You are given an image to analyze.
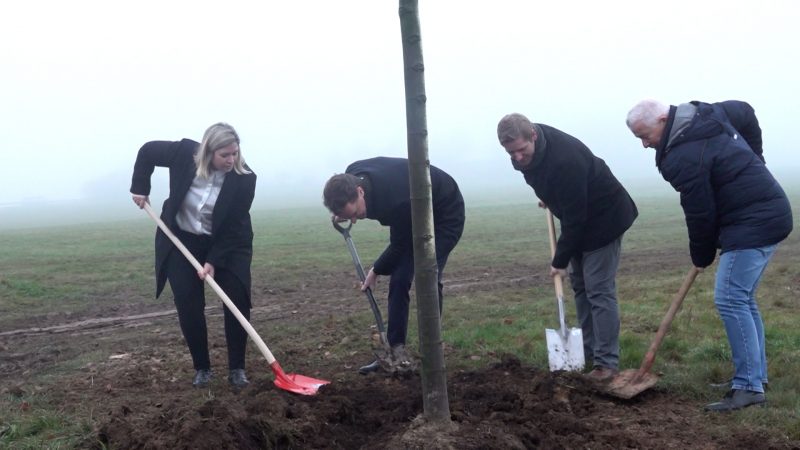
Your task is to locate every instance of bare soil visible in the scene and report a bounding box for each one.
[2,260,798,449]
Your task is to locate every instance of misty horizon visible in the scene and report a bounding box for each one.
[4,1,798,226]
[3,167,798,231]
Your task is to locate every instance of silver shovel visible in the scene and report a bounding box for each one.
[545,209,585,372]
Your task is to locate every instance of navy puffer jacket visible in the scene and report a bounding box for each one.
[658,101,793,267]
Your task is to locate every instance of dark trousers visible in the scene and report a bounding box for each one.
[166,230,251,371]
[568,236,622,370]
[386,227,462,347]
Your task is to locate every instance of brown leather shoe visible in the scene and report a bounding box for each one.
[587,367,618,382]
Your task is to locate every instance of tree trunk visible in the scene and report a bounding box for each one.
[398,0,451,422]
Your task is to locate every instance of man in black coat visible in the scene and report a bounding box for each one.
[626,99,793,412]
[497,113,638,381]
[323,157,465,374]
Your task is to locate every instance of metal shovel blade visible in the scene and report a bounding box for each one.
[545,285,584,372]
[271,361,330,396]
[605,369,659,399]
[544,210,584,372]
[604,267,700,399]
[375,345,418,374]
[545,326,585,372]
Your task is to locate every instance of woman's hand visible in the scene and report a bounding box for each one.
[198,263,215,280]
[132,194,149,209]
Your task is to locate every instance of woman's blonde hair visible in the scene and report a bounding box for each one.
[194,122,251,178]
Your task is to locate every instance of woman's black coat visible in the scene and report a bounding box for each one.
[130,138,257,298]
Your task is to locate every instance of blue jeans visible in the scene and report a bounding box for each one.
[714,244,777,394]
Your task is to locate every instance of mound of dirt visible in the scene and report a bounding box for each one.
[91,355,794,449]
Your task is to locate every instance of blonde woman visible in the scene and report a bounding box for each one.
[131,123,257,389]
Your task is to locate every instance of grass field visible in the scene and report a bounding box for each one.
[1,191,798,447]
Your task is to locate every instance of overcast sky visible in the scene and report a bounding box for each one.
[2,0,798,215]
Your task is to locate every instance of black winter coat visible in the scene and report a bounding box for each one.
[346,157,465,275]
[658,101,792,267]
[130,139,257,298]
[520,125,638,269]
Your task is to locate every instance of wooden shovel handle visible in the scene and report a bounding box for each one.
[142,202,277,365]
[637,267,701,376]
[546,209,571,338]
[545,209,565,298]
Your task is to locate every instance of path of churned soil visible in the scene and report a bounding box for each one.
[2,264,797,449]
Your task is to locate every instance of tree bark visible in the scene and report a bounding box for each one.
[398,0,451,422]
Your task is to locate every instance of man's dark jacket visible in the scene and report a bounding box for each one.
[130,139,257,298]
[656,100,792,267]
[346,157,465,275]
[519,124,638,269]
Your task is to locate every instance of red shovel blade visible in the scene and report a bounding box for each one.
[270,361,329,396]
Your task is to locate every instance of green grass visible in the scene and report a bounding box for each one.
[0,393,95,449]
[1,190,799,444]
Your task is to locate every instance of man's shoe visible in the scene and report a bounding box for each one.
[704,389,766,412]
[586,366,618,383]
[228,369,249,388]
[192,369,213,388]
[358,359,381,375]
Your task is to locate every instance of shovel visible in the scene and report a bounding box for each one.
[331,220,416,373]
[544,209,585,372]
[142,203,329,395]
[331,219,392,355]
[606,267,700,399]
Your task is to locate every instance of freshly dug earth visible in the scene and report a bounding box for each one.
[81,355,791,450]
[3,265,798,449]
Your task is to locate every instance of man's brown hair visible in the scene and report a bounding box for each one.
[323,173,361,215]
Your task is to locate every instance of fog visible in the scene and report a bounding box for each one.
[2,0,798,229]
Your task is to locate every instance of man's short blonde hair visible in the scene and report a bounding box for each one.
[497,113,535,145]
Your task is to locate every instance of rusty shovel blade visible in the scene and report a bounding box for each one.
[605,369,659,399]
[604,267,701,399]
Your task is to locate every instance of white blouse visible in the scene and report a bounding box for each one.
[176,170,227,235]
